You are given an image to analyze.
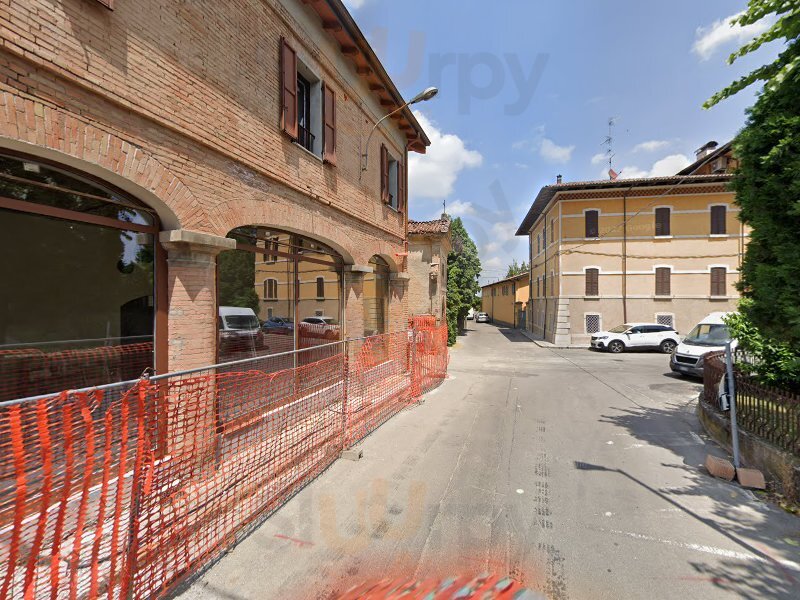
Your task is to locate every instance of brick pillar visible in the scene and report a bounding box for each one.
[159,230,236,372]
[390,273,411,332]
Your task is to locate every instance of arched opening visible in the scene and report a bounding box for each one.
[217,226,343,364]
[363,256,390,337]
[0,151,165,400]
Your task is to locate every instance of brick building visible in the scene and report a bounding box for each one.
[407,216,451,323]
[0,0,430,398]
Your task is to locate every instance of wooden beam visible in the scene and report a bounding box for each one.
[356,66,372,75]
[322,20,343,32]
[380,99,395,107]
[369,83,385,92]
[341,45,358,55]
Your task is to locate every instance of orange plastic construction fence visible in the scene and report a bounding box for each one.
[0,322,447,599]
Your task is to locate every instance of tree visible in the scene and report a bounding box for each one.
[705,1,800,108]
[505,259,529,278]
[446,217,481,345]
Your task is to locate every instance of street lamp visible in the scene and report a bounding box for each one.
[361,86,439,174]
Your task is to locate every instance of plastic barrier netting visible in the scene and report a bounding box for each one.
[0,322,448,599]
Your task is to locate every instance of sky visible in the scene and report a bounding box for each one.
[343,0,779,285]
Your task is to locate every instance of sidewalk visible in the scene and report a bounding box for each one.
[518,328,584,349]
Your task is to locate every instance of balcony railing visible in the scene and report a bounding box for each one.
[297,125,315,153]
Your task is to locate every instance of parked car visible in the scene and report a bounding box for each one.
[475,312,491,323]
[299,316,341,340]
[219,306,265,354]
[670,312,734,377]
[262,316,293,335]
[590,323,679,354]
[467,308,476,320]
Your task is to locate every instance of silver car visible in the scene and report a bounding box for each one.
[475,312,491,323]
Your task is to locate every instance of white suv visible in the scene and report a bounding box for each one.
[590,323,680,354]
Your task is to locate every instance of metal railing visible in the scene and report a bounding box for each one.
[703,351,800,455]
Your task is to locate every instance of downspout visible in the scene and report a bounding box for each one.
[622,187,631,323]
[543,221,548,339]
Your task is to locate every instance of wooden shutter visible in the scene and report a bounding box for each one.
[280,38,298,139]
[322,83,336,164]
[316,276,325,298]
[655,267,671,296]
[711,205,726,234]
[585,268,599,296]
[585,210,598,238]
[655,207,671,236]
[397,161,405,211]
[711,267,726,296]
[380,144,389,204]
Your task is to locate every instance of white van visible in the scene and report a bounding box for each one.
[670,312,734,377]
[218,306,264,353]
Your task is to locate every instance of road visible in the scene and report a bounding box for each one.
[181,323,800,599]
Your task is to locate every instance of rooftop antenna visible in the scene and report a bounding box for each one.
[603,117,618,179]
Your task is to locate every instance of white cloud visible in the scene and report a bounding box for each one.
[483,242,501,254]
[343,0,367,9]
[604,153,692,180]
[490,221,518,244]
[633,140,670,153]
[408,110,483,200]
[483,256,503,270]
[591,152,607,166]
[539,137,575,164]
[514,162,530,170]
[446,200,476,217]
[692,11,772,61]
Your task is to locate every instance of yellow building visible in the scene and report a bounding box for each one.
[481,273,530,328]
[516,141,744,346]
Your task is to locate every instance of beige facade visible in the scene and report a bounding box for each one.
[481,273,529,328]
[408,217,452,323]
[517,143,744,346]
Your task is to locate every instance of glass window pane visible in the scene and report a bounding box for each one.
[0,209,155,400]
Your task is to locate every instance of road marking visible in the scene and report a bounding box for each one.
[516,489,524,494]
[598,528,800,572]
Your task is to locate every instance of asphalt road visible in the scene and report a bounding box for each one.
[181,323,800,599]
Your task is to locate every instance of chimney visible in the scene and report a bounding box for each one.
[695,140,719,161]
[556,174,563,184]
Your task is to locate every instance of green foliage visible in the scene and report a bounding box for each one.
[445,217,481,345]
[505,259,529,278]
[731,73,800,353]
[724,307,800,392]
[705,0,800,107]
[218,249,261,315]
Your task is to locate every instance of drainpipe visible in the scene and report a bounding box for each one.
[622,187,632,323]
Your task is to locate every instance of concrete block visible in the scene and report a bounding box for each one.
[341,447,363,461]
[706,454,735,481]
[737,467,766,490]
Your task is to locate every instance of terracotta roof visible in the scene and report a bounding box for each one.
[481,272,529,289]
[515,173,733,236]
[676,141,733,175]
[408,217,451,235]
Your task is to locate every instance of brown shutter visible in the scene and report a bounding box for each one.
[322,83,336,164]
[711,267,726,296]
[585,210,599,238]
[585,268,599,296]
[655,207,671,236]
[655,267,671,296]
[711,205,726,234]
[280,38,298,139]
[397,161,405,211]
[380,144,389,203]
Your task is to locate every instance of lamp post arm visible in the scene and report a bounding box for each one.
[361,102,411,173]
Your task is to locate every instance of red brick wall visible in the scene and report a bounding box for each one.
[0,0,415,368]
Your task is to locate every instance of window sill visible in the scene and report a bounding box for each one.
[585,295,600,300]
[654,235,673,240]
[292,141,323,162]
[709,234,729,238]
[709,295,729,301]
[316,297,325,301]
[654,295,673,300]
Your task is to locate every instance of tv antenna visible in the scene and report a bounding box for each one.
[602,117,618,177]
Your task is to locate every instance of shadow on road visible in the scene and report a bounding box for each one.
[590,399,800,598]
[497,327,534,343]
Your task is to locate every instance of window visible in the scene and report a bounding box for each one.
[536,277,540,297]
[502,285,508,296]
[585,314,601,334]
[280,38,336,161]
[316,276,325,299]
[550,218,555,243]
[264,278,278,300]
[655,207,671,236]
[536,234,540,254]
[0,153,159,400]
[655,267,671,296]
[585,268,599,296]
[543,272,547,296]
[656,314,674,329]
[296,74,313,152]
[710,267,727,296]
[380,145,404,211]
[263,237,279,264]
[492,287,496,296]
[585,210,599,238]
[550,271,554,295]
[710,205,727,235]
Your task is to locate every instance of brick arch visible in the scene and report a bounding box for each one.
[0,92,199,230]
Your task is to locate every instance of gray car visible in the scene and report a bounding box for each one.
[475,312,491,323]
